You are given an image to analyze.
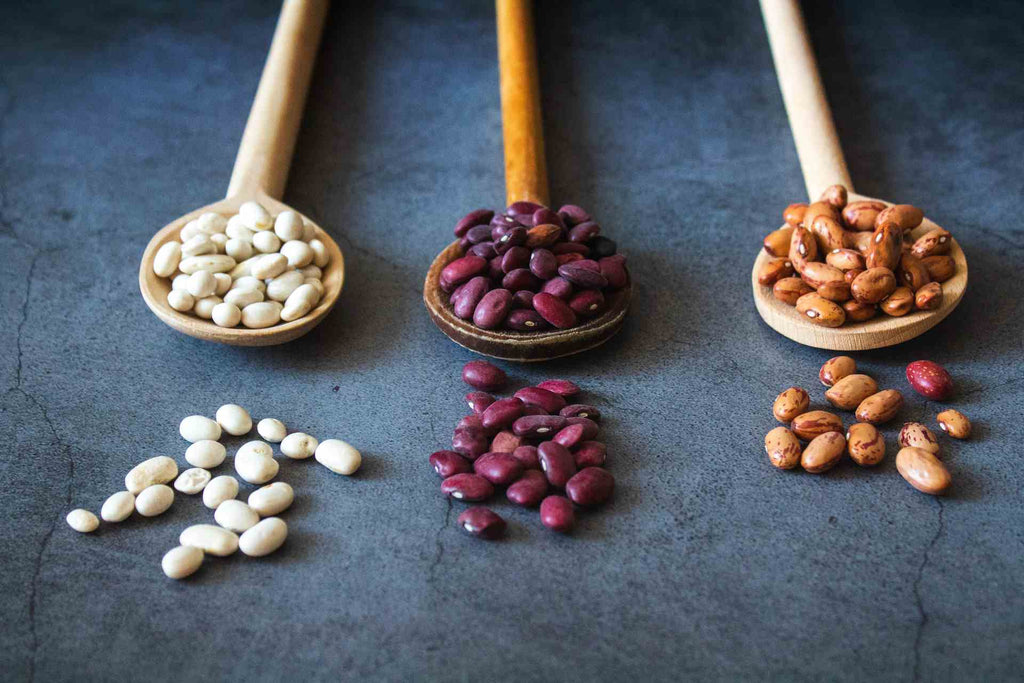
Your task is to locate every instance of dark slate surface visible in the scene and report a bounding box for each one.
[1,1,1022,680]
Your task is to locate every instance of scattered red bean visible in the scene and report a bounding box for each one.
[462,361,507,391]
[489,430,522,453]
[512,415,566,438]
[565,416,600,440]
[441,473,494,502]
[553,423,585,449]
[535,379,580,397]
[473,452,525,486]
[565,467,614,506]
[540,495,575,532]
[906,360,954,401]
[511,445,541,470]
[457,507,506,539]
[514,387,566,414]
[480,397,525,432]
[451,427,489,460]
[538,441,577,487]
[507,470,549,507]
[465,391,494,414]
[533,292,577,329]
[430,450,472,478]
[561,404,601,421]
[573,441,606,468]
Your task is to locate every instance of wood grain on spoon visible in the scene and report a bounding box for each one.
[139,0,344,346]
[423,0,631,362]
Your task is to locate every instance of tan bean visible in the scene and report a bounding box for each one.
[846,423,885,466]
[773,277,814,306]
[818,356,856,386]
[876,204,924,231]
[866,221,903,270]
[795,293,846,327]
[817,280,851,303]
[896,447,951,495]
[845,230,874,254]
[898,253,931,291]
[757,257,795,286]
[818,184,848,210]
[915,282,943,310]
[800,262,845,289]
[936,409,971,439]
[801,201,839,232]
[880,286,914,316]
[810,215,847,253]
[851,267,897,304]
[844,267,864,284]
[898,422,940,456]
[764,427,802,470]
[842,200,887,231]
[791,410,844,441]
[921,255,955,282]
[825,374,879,410]
[783,203,808,227]
[826,248,865,271]
[801,431,846,473]
[788,226,818,273]
[911,228,952,259]
[773,387,810,423]
[763,227,794,257]
[855,389,904,424]
[843,299,877,322]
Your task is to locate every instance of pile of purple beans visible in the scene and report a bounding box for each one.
[430,360,616,540]
[441,202,629,331]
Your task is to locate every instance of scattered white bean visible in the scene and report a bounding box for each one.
[180,415,222,442]
[181,234,215,258]
[186,271,217,298]
[239,201,272,230]
[241,301,282,328]
[280,240,314,268]
[135,484,175,517]
[281,283,320,322]
[226,238,253,261]
[266,270,305,302]
[66,509,99,533]
[100,491,135,522]
[248,482,294,516]
[213,272,232,296]
[174,467,212,494]
[280,432,318,459]
[154,241,182,277]
[274,211,305,241]
[180,524,239,556]
[203,475,239,509]
[212,302,241,327]
[179,254,236,274]
[309,238,330,268]
[214,499,260,533]
[216,404,252,436]
[224,287,264,309]
[315,439,362,475]
[193,296,222,319]
[251,253,288,279]
[253,230,282,254]
[186,440,226,468]
[256,419,287,443]
[235,441,279,484]
[162,545,204,579]
[126,456,179,494]
[239,518,288,557]
[196,212,227,235]
[167,290,195,312]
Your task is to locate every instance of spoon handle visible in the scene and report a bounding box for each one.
[760,0,853,199]
[227,0,329,200]
[496,0,550,208]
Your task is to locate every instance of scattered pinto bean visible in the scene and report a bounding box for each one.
[773,387,810,422]
[898,422,940,455]
[795,293,846,327]
[846,423,885,466]
[825,374,878,410]
[800,431,846,473]
[936,409,971,439]
[764,426,801,469]
[540,495,575,532]
[458,507,506,539]
[896,447,951,495]
[773,277,813,305]
[758,257,794,286]
[791,410,844,440]
[855,389,904,424]
[819,356,856,386]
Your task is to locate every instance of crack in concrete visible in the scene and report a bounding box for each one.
[911,498,944,683]
[426,497,453,589]
[0,76,20,242]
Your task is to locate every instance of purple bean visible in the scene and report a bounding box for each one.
[573,441,606,468]
[500,246,530,273]
[511,445,541,470]
[569,289,606,317]
[487,256,503,282]
[565,467,615,506]
[536,379,580,397]
[599,255,628,289]
[514,387,567,414]
[473,288,514,329]
[540,277,573,300]
[565,416,600,439]
[512,415,566,438]
[540,495,575,532]
[533,292,578,329]
[458,237,472,251]
[430,450,472,478]
[494,226,527,255]
[511,290,534,309]
[457,507,506,539]
[552,242,590,256]
[575,259,601,272]
[557,262,608,289]
[462,360,507,391]
[569,221,600,243]
[553,423,585,449]
[452,427,489,460]
[468,241,497,260]
[473,452,525,486]
[560,404,601,421]
[506,309,548,331]
[507,470,548,506]
[454,209,495,238]
[529,248,558,279]
[440,255,487,291]
[441,473,494,501]
[502,268,540,292]
[490,213,519,228]
[532,208,565,229]
[490,430,522,453]
[465,391,495,414]
[481,397,525,431]
[466,224,492,244]
[491,224,514,242]
[520,403,549,416]
[557,204,591,226]
[590,236,617,257]
[507,201,543,217]
[538,441,576,487]
[452,276,489,319]
[457,414,483,432]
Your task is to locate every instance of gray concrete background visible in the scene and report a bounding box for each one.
[1,1,1022,680]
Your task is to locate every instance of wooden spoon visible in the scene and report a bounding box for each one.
[139,0,344,346]
[752,0,967,351]
[422,0,631,362]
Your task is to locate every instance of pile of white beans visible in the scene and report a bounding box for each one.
[151,202,330,328]
[65,403,362,580]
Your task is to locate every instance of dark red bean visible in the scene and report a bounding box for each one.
[507,470,548,506]
[529,248,558,279]
[508,201,543,217]
[481,397,525,431]
[569,289,606,317]
[457,414,482,431]
[590,236,617,257]
[553,423,585,449]
[561,404,601,421]
[558,262,608,289]
[473,452,525,486]
[556,252,584,266]
[457,507,506,539]
[466,224,492,244]
[520,403,549,416]
[494,226,527,255]
[514,387,567,414]
[440,255,487,291]
[540,277,573,300]
[532,208,564,229]
[506,309,548,331]
[502,268,540,292]
[452,276,490,319]
[552,242,590,256]
[468,241,497,260]
[441,473,494,501]
[536,379,580,397]
[487,256,503,281]
[565,467,614,506]
[430,450,472,478]
[599,255,628,289]
[569,221,600,243]
[511,445,541,470]
[465,391,494,414]
[565,416,600,439]
[557,204,591,226]
[575,259,601,272]
[500,246,530,273]
[533,292,577,329]
[452,427,489,460]
[449,281,465,304]
[540,495,575,532]
[573,441,606,468]
[490,430,522,453]
[455,209,494,238]
[511,290,534,309]
[491,223,514,242]
[512,415,567,438]
[491,213,519,228]
[473,288,514,329]
[538,441,576,487]
[462,360,507,391]
[458,236,472,251]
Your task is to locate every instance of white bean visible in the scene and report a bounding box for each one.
[213,272,232,296]
[212,302,241,327]
[230,275,266,293]
[215,404,252,436]
[226,215,255,242]
[214,499,259,533]
[274,211,305,241]
[304,278,325,300]
[239,518,287,557]
[235,442,278,484]
[194,296,222,319]
[315,439,361,475]
[174,467,212,494]
[280,240,313,268]
[224,287,264,309]
[280,432,318,459]
[281,283,319,322]
[309,238,330,268]
[266,270,305,302]
[186,271,217,298]
[203,475,239,509]
[209,233,228,254]
[179,415,222,442]
[252,230,281,254]
[179,255,236,275]
[126,456,179,494]
[154,241,182,277]
[247,482,294,516]
[226,238,253,261]
[181,234,216,257]
[100,491,135,522]
[179,219,202,242]
[171,273,191,291]
[180,524,239,556]
[162,545,204,579]
[230,256,259,279]
[256,419,287,443]
[167,290,195,312]
[197,212,227,235]
[239,201,272,230]
[186,440,226,468]
[136,484,174,517]
[302,221,316,242]
[299,265,322,280]
[250,253,288,279]
[241,301,282,328]
[66,509,99,533]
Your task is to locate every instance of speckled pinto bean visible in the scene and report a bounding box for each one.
[826,248,865,272]
[819,356,856,386]
[538,441,576,487]
[473,452,525,485]
[846,423,885,466]
[511,445,541,470]
[513,415,566,438]
[773,387,810,422]
[507,470,548,506]
[462,361,506,391]
[773,277,814,305]
[763,227,794,257]
[540,495,575,532]
[481,397,525,431]
[842,200,887,231]
[452,427,489,460]
[789,226,818,272]
[757,257,795,286]
[536,379,579,397]
[851,268,897,304]
[514,387,566,414]
[764,427,801,470]
[441,473,494,502]
[800,431,846,473]
[810,215,846,252]
[565,467,614,506]
[466,391,495,414]
[553,423,586,449]
[825,374,878,410]
[458,507,506,539]
[921,255,955,282]
[936,409,971,439]
[791,410,844,440]
[866,222,903,270]
[899,422,940,455]
[490,430,522,453]
[452,276,490,319]
[896,447,951,495]
[430,450,472,478]
[783,203,808,226]
[898,253,931,291]
[796,293,846,327]
[855,389,904,425]
[915,282,943,310]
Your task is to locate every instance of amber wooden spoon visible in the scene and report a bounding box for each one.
[139,0,344,346]
[422,0,631,362]
[752,0,967,350]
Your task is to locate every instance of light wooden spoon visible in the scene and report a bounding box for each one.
[423,0,631,362]
[752,0,967,351]
[139,0,343,346]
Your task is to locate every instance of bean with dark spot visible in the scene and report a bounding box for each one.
[529,248,558,279]
[465,391,494,414]
[462,360,507,390]
[589,236,616,257]
[565,467,614,506]
[473,452,525,486]
[472,288,514,329]
[540,495,575,532]
[533,292,577,328]
[481,397,525,431]
[506,309,548,331]
[457,507,505,539]
[558,262,608,289]
[513,415,567,438]
[441,473,494,501]
[538,441,576,487]
[514,387,567,414]
[507,470,548,506]
[430,450,472,478]
[573,441,606,468]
